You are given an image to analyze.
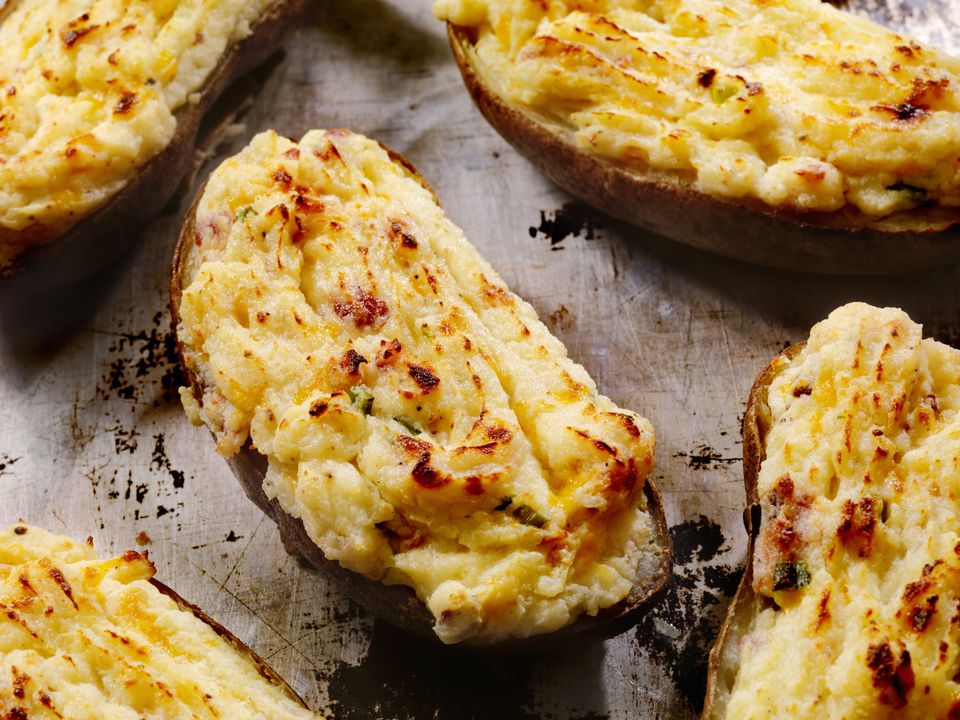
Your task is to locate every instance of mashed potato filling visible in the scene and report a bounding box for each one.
[435,0,960,218]
[0,525,314,719]
[727,303,960,718]
[176,129,657,644]
[0,0,274,268]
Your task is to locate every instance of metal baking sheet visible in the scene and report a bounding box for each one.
[1,1,958,717]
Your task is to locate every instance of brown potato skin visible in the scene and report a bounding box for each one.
[149,578,309,709]
[169,148,673,651]
[700,344,804,719]
[1,0,313,286]
[447,26,960,275]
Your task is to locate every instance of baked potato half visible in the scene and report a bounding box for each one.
[170,128,672,649]
[703,303,960,718]
[0,524,316,718]
[438,1,960,273]
[0,0,312,282]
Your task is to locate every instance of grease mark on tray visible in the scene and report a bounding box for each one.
[529,203,603,251]
[674,444,740,470]
[636,515,741,712]
[547,304,575,332]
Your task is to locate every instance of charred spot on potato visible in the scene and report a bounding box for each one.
[837,496,878,557]
[408,363,439,393]
[411,452,449,489]
[112,92,137,115]
[697,68,717,88]
[47,567,78,609]
[907,595,938,632]
[60,15,99,48]
[389,220,418,249]
[867,641,915,709]
[340,349,368,375]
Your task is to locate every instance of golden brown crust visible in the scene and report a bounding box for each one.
[701,343,805,719]
[447,26,960,275]
[1,0,312,286]
[169,142,673,651]
[148,579,309,709]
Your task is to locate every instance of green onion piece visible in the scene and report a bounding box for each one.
[236,206,255,221]
[513,504,547,528]
[710,81,739,104]
[347,386,374,415]
[393,415,421,436]
[773,560,811,591]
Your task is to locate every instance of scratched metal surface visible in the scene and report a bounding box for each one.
[1,1,958,718]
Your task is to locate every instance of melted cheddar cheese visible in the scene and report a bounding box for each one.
[176,129,658,644]
[0,524,314,719]
[435,0,960,218]
[726,303,960,718]
[0,0,275,269]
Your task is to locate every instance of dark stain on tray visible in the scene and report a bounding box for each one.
[97,311,185,406]
[673,444,740,470]
[108,423,140,454]
[326,620,607,719]
[529,203,604,250]
[636,515,741,713]
[151,433,186,490]
[0,454,21,476]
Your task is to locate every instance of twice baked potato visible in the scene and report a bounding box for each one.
[436,0,960,273]
[704,303,960,718]
[0,0,311,279]
[0,524,316,718]
[171,128,672,648]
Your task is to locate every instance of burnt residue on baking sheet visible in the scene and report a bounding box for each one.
[635,515,742,713]
[97,311,185,407]
[151,433,186,490]
[529,203,604,251]
[0,454,21,477]
[326,620,607,720]
[83,431,190,527]
[674,444,740,470]
[546,304,576,332]
[108,422,140,454]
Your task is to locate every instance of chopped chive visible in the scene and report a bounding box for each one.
[513,504,547,528]
[710,81,739,104]
[773,560,811,591]
[393,415,421,436]
[347,386,374,415]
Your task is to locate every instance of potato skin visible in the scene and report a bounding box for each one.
[1,0,312,287]
[169,151,673,653]
[447,27,960,275]
[700,344,804,719]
